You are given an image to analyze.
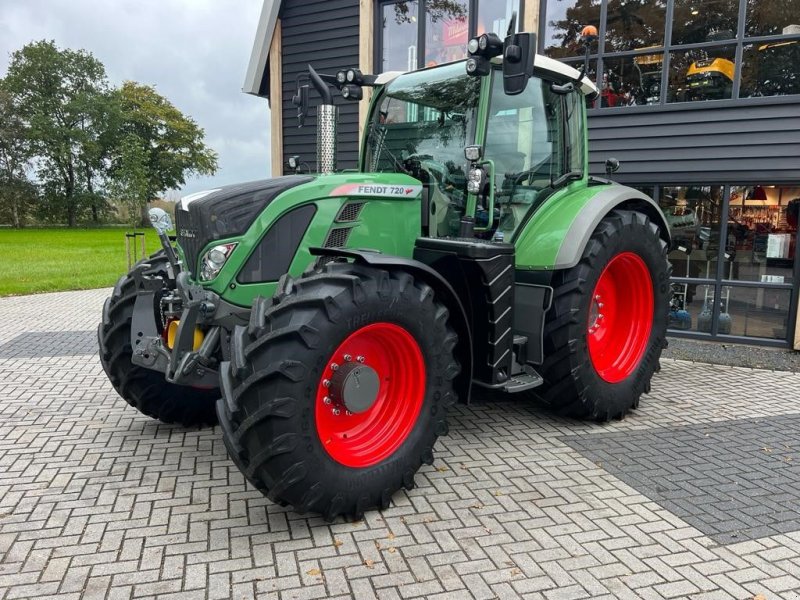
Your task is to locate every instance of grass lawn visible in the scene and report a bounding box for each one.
[0,227,157,296]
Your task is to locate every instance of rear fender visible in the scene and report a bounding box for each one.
[310,247,473,404]
[515,185,670,271]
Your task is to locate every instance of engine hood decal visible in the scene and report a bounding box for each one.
[330,183,423,198]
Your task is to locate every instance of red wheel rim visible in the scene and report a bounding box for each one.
[315,322,426,468]
[587,252,654,384]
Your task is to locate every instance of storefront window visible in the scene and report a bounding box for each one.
[601,53,664,106]
[727,186,798,283]
[660,185,725,285]
[381,1,419,72]
[745,0,800,37]
[424,0,469,67]
[740,41,800,97]
[605,0,666,52]
[542,0,602,59]
[477,0,520,37]
[671,0,739,46]
[722,286,792,339]
[668,45,736,102]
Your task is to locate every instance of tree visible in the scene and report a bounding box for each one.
[107,134,150,227]
[2,40,112,226]
[113,81,217,225]
[0,88,35,228]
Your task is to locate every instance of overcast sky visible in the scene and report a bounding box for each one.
[0,0,271,197]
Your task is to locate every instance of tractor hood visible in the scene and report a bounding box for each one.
[175,175,315,274]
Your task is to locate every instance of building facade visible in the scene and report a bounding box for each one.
[246,0,800,349]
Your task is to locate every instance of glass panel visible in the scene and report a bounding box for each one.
[600,53,665,106]
[671,0,739,46]
[424,0,469,67]
[477,0,520,37]
[722,286,792,339]
[726,186,798,283]
[668,45,736,102]
[740,41,800,98]
[605,0,667,52]
[542,0,602,59]
[669,282,715,332]
[745,0,800,37]
[484,75,568,238]
[660,185,725,282]
[382,1,419,72]
[364,63,480,236]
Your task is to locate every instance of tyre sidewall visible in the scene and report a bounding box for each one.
[578,216,669,411]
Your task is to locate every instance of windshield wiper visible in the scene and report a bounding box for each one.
[551,170,583,189]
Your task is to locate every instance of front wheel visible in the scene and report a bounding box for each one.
[98,253,219,427]
[536,210,670,420]
[217,263,460,520]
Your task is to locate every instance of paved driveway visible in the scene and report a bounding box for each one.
[1,289,799,600]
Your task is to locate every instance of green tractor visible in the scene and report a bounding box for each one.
[98,25,670,520]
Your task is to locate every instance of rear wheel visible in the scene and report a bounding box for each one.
[217,263,459,520]
[536,210,670,420]
[98,253,219,426]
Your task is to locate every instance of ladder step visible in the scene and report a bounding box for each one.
[502,371,544,393]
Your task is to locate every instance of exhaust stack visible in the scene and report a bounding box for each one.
[308,65,337,174]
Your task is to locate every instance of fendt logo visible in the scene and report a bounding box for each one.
[179,229,197,238]
[329,183,423,198]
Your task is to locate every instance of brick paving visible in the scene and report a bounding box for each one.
[1,288,800,600]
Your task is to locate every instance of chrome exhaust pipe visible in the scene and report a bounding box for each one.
[316,104,337,174]
[308,65,337,174]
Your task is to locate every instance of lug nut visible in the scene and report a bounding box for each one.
[333,408,341,416]
[345,410,352,416]
[598,303,604,309]
[330,363,339,371]
[323,379,330,388]
[595,295,602,301]
[323,396,331,405]
[356,356,365,363]
[344,354,352,362]
[597,314,604,320]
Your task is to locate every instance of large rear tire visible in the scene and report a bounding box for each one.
[536,210,670,421]
[98,253,219,427]
[217,263,460,520]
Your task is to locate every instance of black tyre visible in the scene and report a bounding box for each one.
[536,210,670,421]
[217,262,459,520]
[98,252,219,426]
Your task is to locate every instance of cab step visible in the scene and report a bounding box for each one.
[502,370,544,393]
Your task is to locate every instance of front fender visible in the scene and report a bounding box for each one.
[310,247,473,404]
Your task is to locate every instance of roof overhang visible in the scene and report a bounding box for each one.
[243,0,281,98]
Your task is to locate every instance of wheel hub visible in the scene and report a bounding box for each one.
[329,361,380,414]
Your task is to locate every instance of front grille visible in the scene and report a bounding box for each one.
[324,227,352,248]
[175,210,202,274]
[336,202,364,222]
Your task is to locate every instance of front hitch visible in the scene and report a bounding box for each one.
[129,266,220,388]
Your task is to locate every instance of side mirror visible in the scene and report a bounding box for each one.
[292,84,309,128]
[502,32,536,95]
[148,208,173,235]
[605,157,620,175]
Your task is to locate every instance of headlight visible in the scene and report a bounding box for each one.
[467,38,480,55]
[199,243,237,281]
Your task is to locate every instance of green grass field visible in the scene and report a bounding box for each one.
[0,227,157,296]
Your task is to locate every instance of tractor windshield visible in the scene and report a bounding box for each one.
[364,63,480,231]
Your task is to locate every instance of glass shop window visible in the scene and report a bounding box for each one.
[381,1,420,72]
[668,45,736,103]
[477,0,520,37]
[745,0,800,37]
[659,185,726,283]
[600,53,665,106]
[726,186,798,284]
[671,0,739,46]
[424,0,469,67]
[604,0,666,53]
[542,0,602,59]
[740,41,800,98]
